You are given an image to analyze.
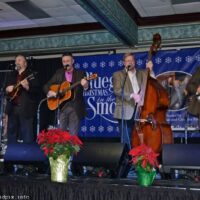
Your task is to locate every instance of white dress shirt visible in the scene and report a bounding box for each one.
[128,70,140,94]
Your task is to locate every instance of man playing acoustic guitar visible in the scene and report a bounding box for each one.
[5,54,39,144]
[43,52,89,135]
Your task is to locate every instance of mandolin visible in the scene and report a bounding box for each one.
[7,72,37,102]
[47,73,98,110]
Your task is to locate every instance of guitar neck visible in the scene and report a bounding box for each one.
[13,73,34,89]
[61,74,97,94]
[68,81,81,90]
[62,80,81,93]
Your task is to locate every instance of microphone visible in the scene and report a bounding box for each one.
[127,65,131,71]
[63,64,70,70]
[15,65,21,71]
[195,93,200,101]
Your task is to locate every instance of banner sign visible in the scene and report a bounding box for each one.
[75,48,200,138]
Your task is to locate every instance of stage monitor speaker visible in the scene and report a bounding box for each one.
[72,142,129,178]
[162,144,200,173]
[4,143,46,163]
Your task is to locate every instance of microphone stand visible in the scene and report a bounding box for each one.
[121,67,131,150]
[36,98,47,135]
[0,70,13,73]
[0,88,5,144]
[55,82,63,128]
[184,110,188,144]
[56,100,61,128]
[0,67,14,147]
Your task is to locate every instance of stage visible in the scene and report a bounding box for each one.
[0,174,200,200]
[1,141,200,199]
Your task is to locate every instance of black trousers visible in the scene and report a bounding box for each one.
[60,105,80,135]
[7,106,34,143]
[118,114,135,150]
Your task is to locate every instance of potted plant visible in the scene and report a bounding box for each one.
[37,128,82,183]
[129,144,159,186]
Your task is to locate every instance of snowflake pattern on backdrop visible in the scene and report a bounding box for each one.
[165,57,172,64]
[175,56,182,63]
[185,56,193,63]
[89,126,96,133]
[98,126,104,133]
[81,126,87,132]
[118,60,123,67]
[109,61,115,67]
[155,57,162,64]
[82,62,89,69]
[137,59,143,66]
[195,55,200,62]
[100,61,106,68]
[74,63,80,69]
[76,49,200,138]
[91,62,97,68]
[107,126,114,132]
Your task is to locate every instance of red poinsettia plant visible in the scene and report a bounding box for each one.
[37,128,83,160]
[129,144,159,172]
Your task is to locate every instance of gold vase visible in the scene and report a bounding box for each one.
[49,155,69,183]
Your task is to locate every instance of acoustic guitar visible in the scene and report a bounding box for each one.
[47,73,98,110]
[7,72,37,102]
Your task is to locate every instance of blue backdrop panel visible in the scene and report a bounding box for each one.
[73,48,200,138]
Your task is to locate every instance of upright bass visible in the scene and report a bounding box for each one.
[131,33,173,153]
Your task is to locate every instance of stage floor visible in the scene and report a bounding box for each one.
[0,173,200,200]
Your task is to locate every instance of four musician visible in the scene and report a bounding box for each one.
[5,54,39,144]
[186,66,200,124]
[43,53,88,135]
[112,53,154,148]
[2,52,199,148]
[161,72,189,110]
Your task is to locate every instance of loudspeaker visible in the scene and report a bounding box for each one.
[162,144,200,173]
[72,142,129,178]
[4,143,46,162]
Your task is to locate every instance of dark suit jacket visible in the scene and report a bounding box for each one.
[43,68,86,119]
[186,66,200,117]
[5,68,39,119]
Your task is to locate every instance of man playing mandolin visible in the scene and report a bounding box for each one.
[5,54,39,143]
[43,52,89,135]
